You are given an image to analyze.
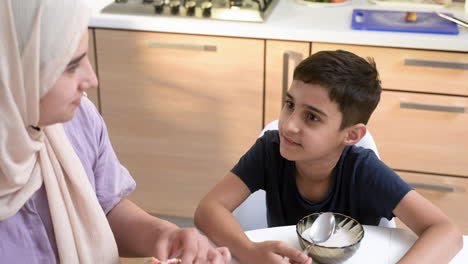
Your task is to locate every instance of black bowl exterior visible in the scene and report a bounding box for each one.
[296,213,364,264]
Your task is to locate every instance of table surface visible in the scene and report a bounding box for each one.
[230,225,468,264]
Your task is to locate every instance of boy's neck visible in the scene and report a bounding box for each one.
[294,147,344,202]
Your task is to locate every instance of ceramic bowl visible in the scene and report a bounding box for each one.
[296,212,364,264]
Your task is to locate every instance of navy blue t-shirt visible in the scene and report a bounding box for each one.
[231,130,412,227]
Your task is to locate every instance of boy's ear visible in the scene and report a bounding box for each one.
[343,123,367,146]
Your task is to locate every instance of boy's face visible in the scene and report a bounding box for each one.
[278,80,348,162]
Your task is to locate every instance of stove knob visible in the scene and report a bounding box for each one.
[154,0,165,13]
[201,1,212,17]
[185,0,197,16]
[230,0,243,7]
[169,0,181,14]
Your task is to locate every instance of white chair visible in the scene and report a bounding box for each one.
[232,120,395,230]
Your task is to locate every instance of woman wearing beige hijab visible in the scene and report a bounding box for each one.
[0,0,230,263]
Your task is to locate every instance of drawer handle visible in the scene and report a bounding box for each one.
[282,51,304,107]
[404,59,468,70]
[407,181,455,192]
[147,41,217,52]
[400,102,466,113]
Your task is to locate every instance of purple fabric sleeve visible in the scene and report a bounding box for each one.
[0,96,136,263]
[63,96,136,214]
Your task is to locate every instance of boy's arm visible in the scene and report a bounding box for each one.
[194,172,311,264]
[393,190,463,264]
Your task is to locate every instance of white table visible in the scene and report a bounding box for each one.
[231,225,467,264]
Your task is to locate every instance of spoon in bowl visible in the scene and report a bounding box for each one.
[284,213,336,263]
[303,212,336,255]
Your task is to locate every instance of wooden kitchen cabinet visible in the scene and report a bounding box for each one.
[264,40,310,126]
[95,29,264,217]
[311,43,468,96]
[86,29,100,110]
[369,91,468,176]
[396,171,468,234]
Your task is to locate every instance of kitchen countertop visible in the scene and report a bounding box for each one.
[90,0,468,52]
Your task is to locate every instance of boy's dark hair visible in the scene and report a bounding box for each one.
[293,50,382,129]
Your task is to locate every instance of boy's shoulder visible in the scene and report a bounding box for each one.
[339,145,398,183]
[261,129,280,142]
[341,145,387,170]
[254,130,286,164]
[346,144,376,156]
[258,130,282,154]
[345,144,378,159]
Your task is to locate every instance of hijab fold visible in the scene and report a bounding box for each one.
[0,0,120,263]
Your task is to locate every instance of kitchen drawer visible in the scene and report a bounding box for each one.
[311,43,468,96]
[396,171,468,234]
[367,91,468,176]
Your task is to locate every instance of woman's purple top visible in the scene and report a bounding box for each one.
[0,97,136,263]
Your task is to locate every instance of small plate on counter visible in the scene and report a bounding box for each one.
[367,0,450,9]
[292,0,352,7]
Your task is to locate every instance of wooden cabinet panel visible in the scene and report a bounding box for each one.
[368,91,468,176]
[396,171,468,234]
[96,29,264,217]
[86,29,100,109]
[311,43,468,96]
[264,40,309,126]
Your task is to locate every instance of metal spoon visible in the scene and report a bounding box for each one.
[303,212,336,255]
[435,11,468,29]
[284,213,336,263]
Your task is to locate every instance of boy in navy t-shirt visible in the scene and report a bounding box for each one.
[195,50,462,264]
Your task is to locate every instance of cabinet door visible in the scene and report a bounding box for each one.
[86,29,100,109]
[368,91,468,177]
[264,40,310,126]
[396,171,468,234]
[311,43,468,96]
[96,30,264,217]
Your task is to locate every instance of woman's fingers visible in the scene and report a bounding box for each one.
[207,248,223,264]
[152,227,231,264]
[176,228,199,264]
[207,247,231,264]
[153,235,171,261]
[193,234,208,264]
[216,247,231,263]
[272,241,310,264]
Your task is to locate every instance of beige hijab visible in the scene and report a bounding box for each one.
[0,0,119,263]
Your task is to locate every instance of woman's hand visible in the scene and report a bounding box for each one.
[152,227,231,264]
[240,241,312,264]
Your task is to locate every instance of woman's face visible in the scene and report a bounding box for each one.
[38,30,97,126]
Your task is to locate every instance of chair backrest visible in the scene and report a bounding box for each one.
[232,120,395,230]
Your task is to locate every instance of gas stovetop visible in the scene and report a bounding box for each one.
[102,0,278,23]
